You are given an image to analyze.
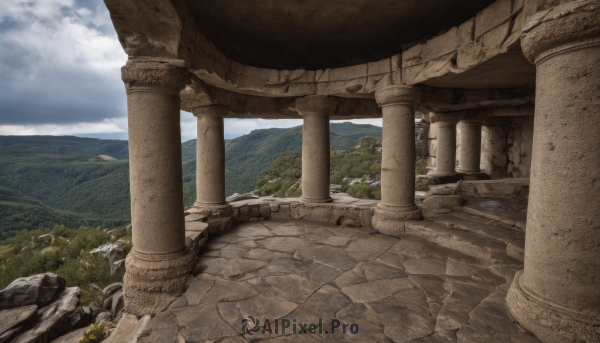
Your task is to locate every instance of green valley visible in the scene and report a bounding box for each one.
[0,122,382,238]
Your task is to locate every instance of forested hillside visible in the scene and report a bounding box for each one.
[0,123,381,238]
[221,122,382,195]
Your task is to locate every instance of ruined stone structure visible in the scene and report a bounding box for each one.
[103,0,600,342]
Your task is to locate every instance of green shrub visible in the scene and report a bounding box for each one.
[80,324,105,343]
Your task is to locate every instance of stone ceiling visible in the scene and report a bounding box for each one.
[179,0,496,70]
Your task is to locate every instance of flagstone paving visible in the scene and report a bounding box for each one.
[138,220,540,343]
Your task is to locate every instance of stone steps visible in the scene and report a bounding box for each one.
[405,211,525,263]
[455,198,527,231]
[431,212,524,261]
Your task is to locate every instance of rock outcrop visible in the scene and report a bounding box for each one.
[0,273,91,343]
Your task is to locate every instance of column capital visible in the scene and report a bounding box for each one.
[522,0,600,64]
[192,105,229,117]
[295,95,337,115]
[429,111,465,124]
[121,59,187,95]
[375,85,421,107]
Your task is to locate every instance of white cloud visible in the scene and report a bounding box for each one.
[0,117,127,135]
[0,0,127,126]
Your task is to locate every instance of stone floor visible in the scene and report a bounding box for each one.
[138,215,540,343]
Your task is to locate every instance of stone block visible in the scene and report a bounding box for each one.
[104,313,139,343]
[475,0,513,38]
[269,203,279,212]
[458,18,475,46]
[185,221,209,232]
[259,204,271,219]
[422,195,465,211]
[329,64,368,81]
[421,27,460,61]
[480,21,512,49]
[367,58,392,75]
[402,44,422,67]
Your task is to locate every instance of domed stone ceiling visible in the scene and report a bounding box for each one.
[182,0,496,70]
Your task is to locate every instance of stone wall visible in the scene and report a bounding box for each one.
[426,116,533,178]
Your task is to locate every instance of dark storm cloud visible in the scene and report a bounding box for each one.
[0,0,127,126]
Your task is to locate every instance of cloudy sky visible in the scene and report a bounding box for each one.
[0,0,381,141]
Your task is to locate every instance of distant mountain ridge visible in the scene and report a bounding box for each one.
[0,123,381,238]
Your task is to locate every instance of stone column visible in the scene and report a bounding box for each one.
[296,96,337,203]
[506,2,600,342]
[121,59,195,316]
[428,112,463,183]
[372,85,422,234]
[192,105,230,211]
[458,119,483,173]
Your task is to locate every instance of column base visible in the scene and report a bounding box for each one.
[123,248,196,316]
[458,170,491,180]
[300,196,333,204]
[372,204,422,236]
[426,171,461,184]
[507,270,600,343]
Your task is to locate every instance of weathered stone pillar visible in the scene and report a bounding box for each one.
[192,105,230,211]
[506,2,600,342]
[429,112,463,181]
[372,85,422,234]
[121,60,195,316]
[296,96,337,203]
[458,118,483,173]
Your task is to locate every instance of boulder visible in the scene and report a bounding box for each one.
[0,273,65,310]
[0,305,37,338]
[95,311,112,325]
[102,283,123,297]
[111,291,124,317]
[11,287,82,343]
[90,243,123,262]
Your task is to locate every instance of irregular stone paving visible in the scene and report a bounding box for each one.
[139,220,540,343]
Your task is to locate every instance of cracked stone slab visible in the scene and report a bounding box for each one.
[258,258,312,277]
[341,278,416,303]
[331,270,367,289]
[243,248,291,262]
[266,224,312,236]
[259,237,309,254]
[197,257,242,278]
[183,279,214,306]
[173,304,238,342]
[199,280,258,305]
[232,222,274,238]
[246,274,320,304]
[236,258,269,274]
[345,236,400,262]
[367,290,435,342]
[404,257,447,275]
[304,262,342,284]
[235,295,298,319]
[375,252,406,269]
[354,260,406,281]
[296,245,357,271]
